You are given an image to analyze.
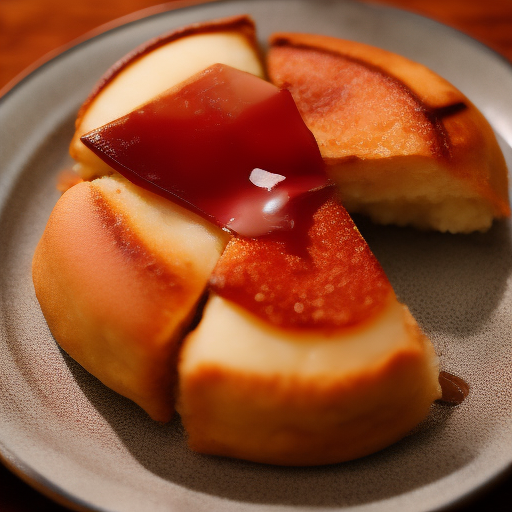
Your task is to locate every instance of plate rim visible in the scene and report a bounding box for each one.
[2,0,512,103]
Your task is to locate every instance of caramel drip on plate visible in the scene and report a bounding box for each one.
[437,371,470,405]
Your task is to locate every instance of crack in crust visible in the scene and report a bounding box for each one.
[269,39,469,160]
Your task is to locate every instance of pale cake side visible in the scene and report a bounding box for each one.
[70,15,265,180]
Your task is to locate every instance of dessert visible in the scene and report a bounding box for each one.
[32,175,229,422]
[70,15,264,180]
[74,59,440,463]
[267,33,510,233]
[178,196,440,465]
[34,14,506,466]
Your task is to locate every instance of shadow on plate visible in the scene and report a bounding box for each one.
[64,351,480,509]
[354,214,512,337]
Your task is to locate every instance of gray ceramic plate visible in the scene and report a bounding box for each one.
[1,0,512,511]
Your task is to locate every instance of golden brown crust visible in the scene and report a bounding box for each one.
[178,299,440,466]
[32,177,229,421]
[267,33,510,226]
[269,33,465,108]
[33,183,178,421]
[441,103,510,215]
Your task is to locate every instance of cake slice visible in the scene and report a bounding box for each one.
[33,175,230,422]
[177,196,441,466]
[267,33,510,233]
[70,15,264,180]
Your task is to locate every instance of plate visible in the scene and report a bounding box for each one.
[1,1,512,511]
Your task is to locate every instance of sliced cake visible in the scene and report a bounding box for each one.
[178,196,441,465]
[267,33,510,233]
[70,15,264,180]
[74,63,441,464]
[33,175,230,422]
[32,20,449,465]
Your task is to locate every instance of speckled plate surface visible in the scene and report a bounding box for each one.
[1,0,512,511]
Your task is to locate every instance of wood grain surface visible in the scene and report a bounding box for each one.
[1,0,511,510]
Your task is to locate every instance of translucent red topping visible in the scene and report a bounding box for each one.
[81,63,391,330]
[81,64,327,237]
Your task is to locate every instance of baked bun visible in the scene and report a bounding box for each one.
[33,175,229,421]
[267,33,510,233]
[70,15,264,180]
[178,199,440,465]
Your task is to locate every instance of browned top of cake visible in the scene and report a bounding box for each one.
[210,195,393,330]
[267,32,510,218]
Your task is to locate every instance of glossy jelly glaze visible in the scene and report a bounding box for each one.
[81,64,327,238]
[210,191,393,330]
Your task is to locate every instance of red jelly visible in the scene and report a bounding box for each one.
[81,64,327,237]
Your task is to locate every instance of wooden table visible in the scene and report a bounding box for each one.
[1,0,511,510]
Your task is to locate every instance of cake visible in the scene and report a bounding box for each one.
[70,15,264,180]
[32,175,229,422]
[267,33,510,233]
[178,196,440,465]
[33,15,508,466]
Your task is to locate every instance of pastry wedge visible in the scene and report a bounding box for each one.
[33,175,229,421]
[71,15,264,180]
[178,198,441,465]
[267,33,510,233]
